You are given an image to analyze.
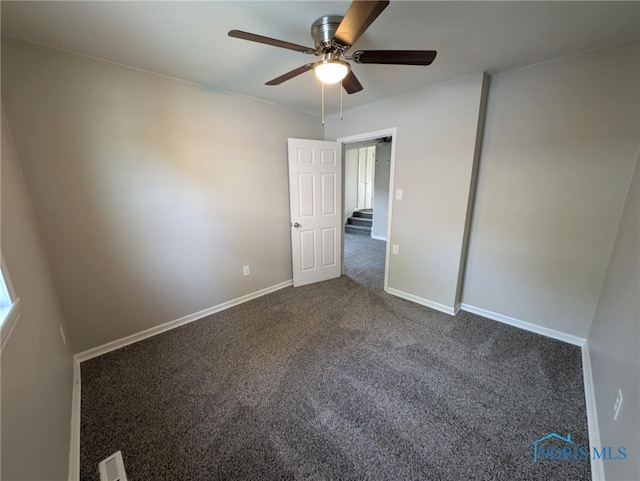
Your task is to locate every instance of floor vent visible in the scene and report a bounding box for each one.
[98,450,128,481]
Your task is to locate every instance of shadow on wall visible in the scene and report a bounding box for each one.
[1,36,321,351]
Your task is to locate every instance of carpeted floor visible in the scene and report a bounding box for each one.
[80,233,591,480]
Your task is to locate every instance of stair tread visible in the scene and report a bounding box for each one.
[348,217,372,226]
[345,225,371,236]
[353,210,373,219]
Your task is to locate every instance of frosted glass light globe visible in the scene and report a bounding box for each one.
[314,60,350,84]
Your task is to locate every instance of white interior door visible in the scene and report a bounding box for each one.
[288,138,342,287]
[357,148,367,210]
[365,145,375,209]
[357,145,375,210]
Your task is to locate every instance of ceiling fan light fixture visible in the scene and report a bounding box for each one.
[314,59,350,85]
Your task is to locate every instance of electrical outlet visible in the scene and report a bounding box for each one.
[614,389,623,420]
[392,244,399,255]
[243,265,250,276]
[59,326,67,345]
[396,189,403,200]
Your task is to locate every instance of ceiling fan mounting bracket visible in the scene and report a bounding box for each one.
[311,15,346,52]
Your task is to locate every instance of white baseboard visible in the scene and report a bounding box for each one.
[582,342,605,481]
[459,304,586,347]
[386,287,457,315]
[459,304,599,476]
[344,209,355,225]
[75,280,293,363]
[68,279,293,479]
[66,280,600,480]
[371,235,387,241]
[68,358,81,481]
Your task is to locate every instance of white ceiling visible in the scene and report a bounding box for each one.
[2,1,638,116]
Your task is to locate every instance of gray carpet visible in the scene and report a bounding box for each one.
[80,233,591,480]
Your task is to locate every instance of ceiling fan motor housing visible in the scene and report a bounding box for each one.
[311,15,344,51]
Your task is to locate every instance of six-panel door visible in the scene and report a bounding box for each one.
[288,139,342,287]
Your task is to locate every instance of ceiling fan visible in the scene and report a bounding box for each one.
[228,0,437,95]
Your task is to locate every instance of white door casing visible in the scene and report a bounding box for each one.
[338,127,397,292]
[288,138,342,287]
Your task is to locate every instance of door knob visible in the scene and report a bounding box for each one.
[293,222,301,228]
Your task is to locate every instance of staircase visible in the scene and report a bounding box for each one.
[345,209,372,236]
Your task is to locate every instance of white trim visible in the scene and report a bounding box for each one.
[1,255,21,353]
[65,280,600,479]
[459,304,586,346]
[582,342,605,481]
[68,358,81,481]
[338,127,397,293]
[337,128,397,145]
[68,280,293,478]
[386,287,457,315]
[344,208,356,225]
[1,256,18,301]
[371,235,387,241]
[0,298,21,352]
[75,280,292,362]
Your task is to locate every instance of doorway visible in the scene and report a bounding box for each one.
[339,128,397,292]
[344,141,375,238]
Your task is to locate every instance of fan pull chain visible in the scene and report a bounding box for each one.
[340,81,343,120]
[321,82,325,125]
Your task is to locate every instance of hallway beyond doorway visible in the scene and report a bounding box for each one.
[344,232,386,291]
[345,209,372,236]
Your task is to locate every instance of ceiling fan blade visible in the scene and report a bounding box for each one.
[353,50,437,65]
[228,30,315,54]
[342,71,363,94]
[334,0,390,47]
[266,64,315,86]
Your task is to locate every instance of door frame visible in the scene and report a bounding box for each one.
[338,127,397,292]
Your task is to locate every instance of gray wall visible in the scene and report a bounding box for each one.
[326,72,488,311]
[587,156,639,481]
[2,31,638,480]
[462,39,640,338]
[1,111,74,480]
[1,37,322,352]
[372,141,391,240]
